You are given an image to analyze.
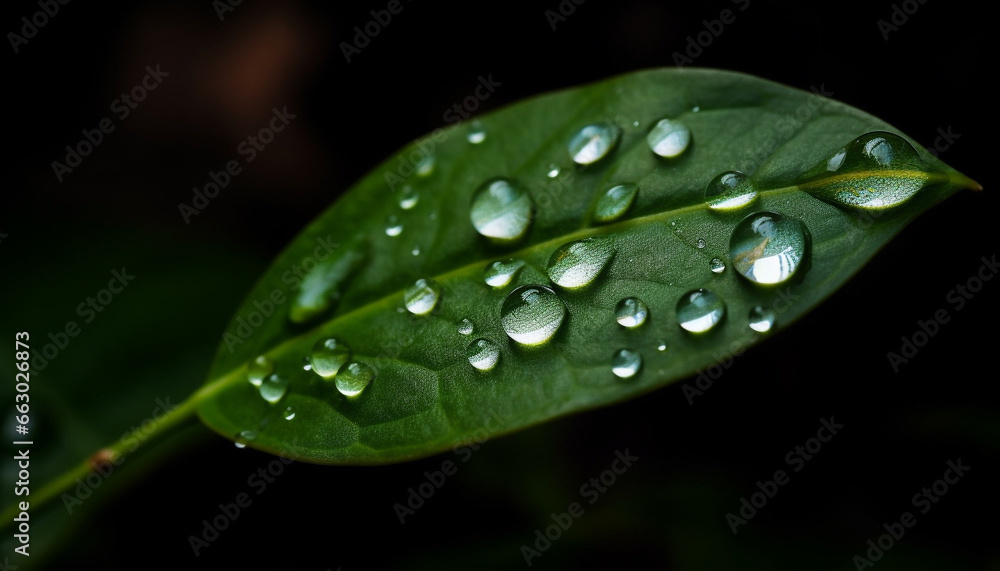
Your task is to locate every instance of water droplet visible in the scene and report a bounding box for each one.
[235,430,257,449]
[404,278,442,315]
[696,238,707,249]
[729,211,808,285]
[385,215,403,236]
[259,373,289,404]
[748,306,776,333]
[612,349,642,379]
[467,338,500,371]
[470,177,533,241]
[594,183,638,223]
[676,289,725,333]
[501,285,566,345]
[546,164,561,178]
[568,122,621,165]
[710,257,726,274]
[799,131,938,210]
[247,355,273,387]
[484,258,526,288]
[301,356,312,372]
[310,337,352,379]
[283,406,296,420]
[398,186,419,209]
[467,120,486,144]
[457,318,474,335]
[416,155,435,177]
[657,341,668,352]
[647,118,691,158]
[692,105,701,113]
[705,171,758,211]
[336,361,374,397]
[615,297,649,328]
[546,237,616,289]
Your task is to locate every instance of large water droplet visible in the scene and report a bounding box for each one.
[467,120,486,144]
[705,171,758,211]
[470,177,533,241]
[647,118,691,158]
[336,362,374,397]
[259,373,289,404]
[748,306,776,333]
[568,122,621,165]
[615,297,649,328]
[484,258,526,288]
[729,211,808,285]
[594,183,638,223]
[467,338,501,371]
[310,337,352,379]
[710,257,726,274]
[501,285,566,345]
[404,278,442,315]
[289,244,365,324]
[612,349,642,378]
[385,215,403,237]
[398,186,419,209]
[546,237,616,289]
[457,318,474,336]
[799,131,939,210]
[676,289,725,333]
[247,355,273,387]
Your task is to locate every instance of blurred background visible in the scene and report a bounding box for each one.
[1,0,996,569]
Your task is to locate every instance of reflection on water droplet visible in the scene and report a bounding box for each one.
[677,289,725,333]
[568,122,621,165]
[336,362,374,397]
[710,257,726,274]
[301,356,312,372]
[696,238,707,249]
[259,373,289,404]
[457,318,474,335]
[467,338,500,371]
[612,349,642,378]
[283,406,296,420]
[657,341,668,352]
[385,215,403,237]
[748,306,776,333]
[692,105,701,113]
[467,120,486,144]
[310,338,352,379]
[799,131,937,210]
[247,355,273,387]
[705,171,758,211]
[416,155,435,177]
[546,237,616,289]
[647,118,691,158]
[547,164,561,178]
[399,186,419,209]
[594,183,638,223]
[470,177,533,241]
[501,285,566,345]
[729,211,808,285]
[615,297,649,328]
[404,278,442,315]
[484,258,526,288]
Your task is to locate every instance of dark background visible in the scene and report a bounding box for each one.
[1,0,996,569]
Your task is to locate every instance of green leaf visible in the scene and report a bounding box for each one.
[195,68,979,464]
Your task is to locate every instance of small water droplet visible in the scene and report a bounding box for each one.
[612,349,642,378]
[457,318,474,335]
[247,355,273,387]
[615,297,649,328]
[411,245,421,256]
[259,373,289,404]
[416,155,435,177]
[632,120,640,127]
[301,356,312,372]
[484,258,526,288]
[657,341,668,352]
[568,122,621,165]
[692,105,701,113]
[467,338,501,371]
[467,120,486,144]
[310,338,352,379]
[235,430,257,449]
[677,289,725,333]
[470,177,533,241]
[404,278,442,315]
[729,211,808,285]
[283,406,296,420]
[696,238,707,249]
[546,164,561,178]
[710,257,726,274]
[647,118,691,158]
[594,183,638,223]
[501,285,566,345]
[336,361,374,397]
[748,306,776,333]
[398,186,419,209]
[385,215,403,237]
[705,171,758,211]
[546,237,616,289]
